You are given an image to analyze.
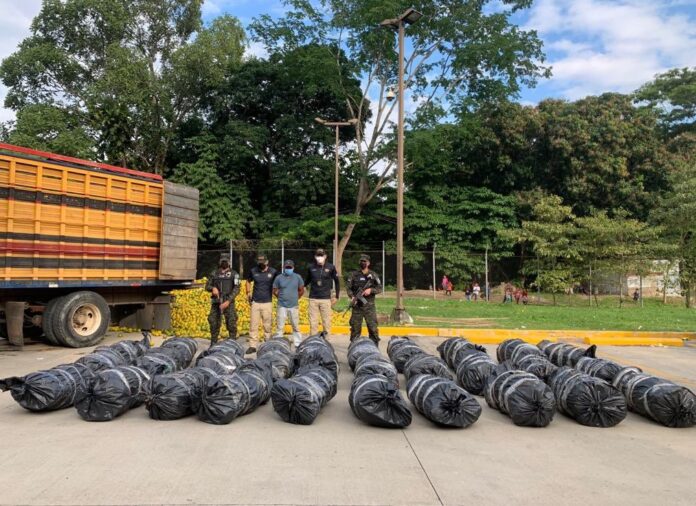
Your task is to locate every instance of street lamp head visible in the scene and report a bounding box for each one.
[386,88,396,101]
[348,118,359,125]
[401,8,423,25]
[314,117,327,125]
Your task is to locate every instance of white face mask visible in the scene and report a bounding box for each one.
[315,255,326,265]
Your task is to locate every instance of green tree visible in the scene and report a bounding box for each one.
[251,0,550,269]
[500,194,578,304]
[1,1,245,173]
[636,67,696,136]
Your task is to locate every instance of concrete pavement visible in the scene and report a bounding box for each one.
[0,334,695,506]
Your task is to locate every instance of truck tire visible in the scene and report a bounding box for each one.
[42,296,64,345]
[53,291,110,348]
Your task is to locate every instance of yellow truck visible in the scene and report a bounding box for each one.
[0,143,199,347]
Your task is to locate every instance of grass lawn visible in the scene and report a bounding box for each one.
[364,295,696,332]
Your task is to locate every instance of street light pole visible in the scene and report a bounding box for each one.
[381,8,422,324]
[315,116,358,274]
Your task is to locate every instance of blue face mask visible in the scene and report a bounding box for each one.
[284,268,294,275]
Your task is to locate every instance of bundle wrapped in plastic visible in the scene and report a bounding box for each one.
[484,369,556,427]
[508,354,558,380]
[94,334,150,364]
[387,336,426,373]
[0,363,95,412]
[548,367,627,427]
[294,335,339,379]
[406,374,482,428]
[537,341,596,367]
[194,352,246,375]
[496,339,545,363]
[257,337,292,356]
[349,375,412,428]
[160,337,198,366]
[353,353,399,387]
[76,347,129,372]
[437,338,487,369]
[348,338,380,371]
[613,368,696,428]
[575,356,629,383]
[257,337,294,380]
[197,366,272,424]
[136,347,187,376]
[74,366,150,421]
[455,349,498,395]
[145,368,207,420]
[271,366,337,425]
[403,354,453,382]
[199,338,245,359]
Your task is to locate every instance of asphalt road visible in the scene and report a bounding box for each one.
[1,334,694,506]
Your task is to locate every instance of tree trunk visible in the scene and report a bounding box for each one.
[618,273,623,308]
[687,284,692,309]
[335,222,357,277]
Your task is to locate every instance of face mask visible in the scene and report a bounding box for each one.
[284,268,294,275]
[360,262,368,269]
[315,256,326,265]
[258,262,266,269]
[220,262,229,270]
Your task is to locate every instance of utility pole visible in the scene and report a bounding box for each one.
[381,8,422,324]
[314,117,358,274]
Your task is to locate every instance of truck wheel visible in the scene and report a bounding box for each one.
[42,296,63,345]
[53,291,110,348]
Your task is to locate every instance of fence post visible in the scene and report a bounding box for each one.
[432,243,436,300]
[589,263,592,306]
[640,274,643,308]
[229,240,234,272]
[281,238,285,267]
[485,246,489,302]
[382,240,386,288]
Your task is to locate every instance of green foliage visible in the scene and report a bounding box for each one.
[171,135,253,243]
[4,104,94,157]
[636,67,696,136]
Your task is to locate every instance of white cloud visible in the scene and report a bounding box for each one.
[244,40,268,60]
[0,0,42,122]
[525,0,696,99]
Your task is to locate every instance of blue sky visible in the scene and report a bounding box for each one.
[0,0,694,122]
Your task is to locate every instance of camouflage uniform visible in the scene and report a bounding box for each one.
[346,268,382,344]
[206,265,241,344]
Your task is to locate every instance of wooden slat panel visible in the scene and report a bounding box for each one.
[159,182,199,280]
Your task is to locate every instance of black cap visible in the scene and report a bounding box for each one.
[315,248,326,256]
[284,259,295,267]
[360,254,370,262]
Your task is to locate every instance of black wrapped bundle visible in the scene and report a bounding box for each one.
[349,375,412,428]
[348,338,380,371]
[195,352,246,375]
[145,368,207,420]
[509,354,558,380]
[197,366,272,424]
[437,338,487,369]
[199,338,245,359]
[271,366,337,425]
[353,354,399,387]
[257,337,292,356]
[94,335,150,364]
[76,347,129,372]
[538,341,596,367]
[0,363,95,412]
[74,366,151,421]
[136,347,186,376]
[575,356,630,383]
[613,368,696,428]
[455,349,497,395]
[406,374,482,428]
[255,351,293,380]
[160,337,198,366]
[548,367,627,427]
[496,339,545,363]
[484,369,556,427]
[403,354,453,382]
[294,335,339,379]
[387,336,426,373]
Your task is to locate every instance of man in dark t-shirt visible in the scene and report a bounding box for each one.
[245,253,278,354]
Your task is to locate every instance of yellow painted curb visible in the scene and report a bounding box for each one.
[583,336,684,347]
